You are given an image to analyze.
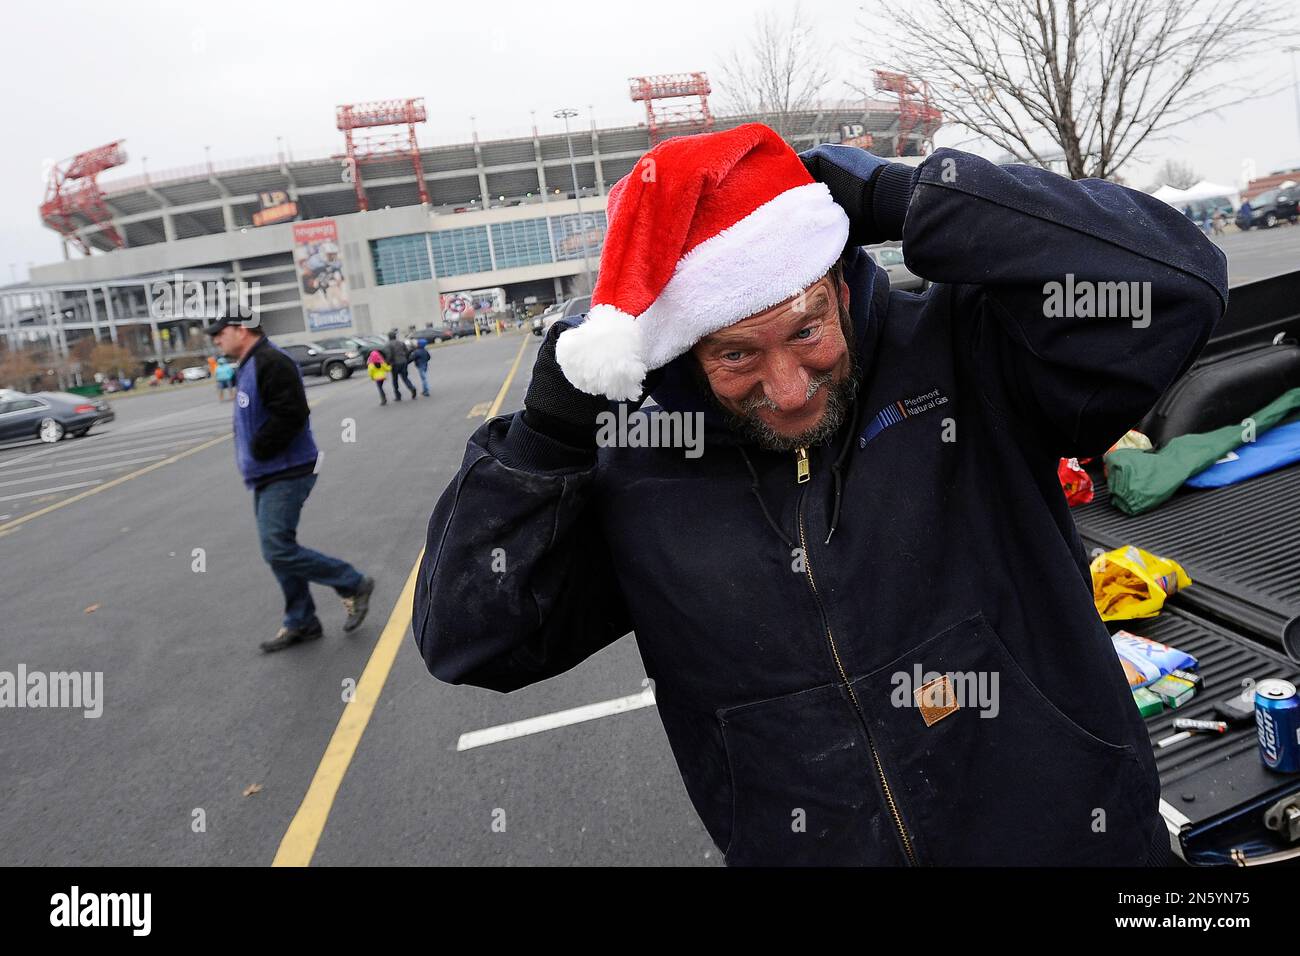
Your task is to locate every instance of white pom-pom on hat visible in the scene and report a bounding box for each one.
[555,304,646,401]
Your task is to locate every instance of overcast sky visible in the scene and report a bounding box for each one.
[4,0,1299,282]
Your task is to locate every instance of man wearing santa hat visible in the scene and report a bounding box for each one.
[412,123,1226,865]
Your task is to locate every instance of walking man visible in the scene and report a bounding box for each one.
[205,315,376,652]
[383,330,418,401]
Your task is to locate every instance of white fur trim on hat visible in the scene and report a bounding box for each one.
[639,182,848,370]
[555,304,646,400]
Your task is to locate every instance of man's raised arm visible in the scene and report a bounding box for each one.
[803,144,1228,458]
[412,321,632,693]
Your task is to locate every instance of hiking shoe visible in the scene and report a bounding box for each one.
[342,576,375,632]
[260,619,323,653]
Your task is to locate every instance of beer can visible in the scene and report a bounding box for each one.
[1254,679,1300,773]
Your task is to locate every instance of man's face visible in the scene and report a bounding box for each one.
[692,271,856,451]
[212,324,254,361]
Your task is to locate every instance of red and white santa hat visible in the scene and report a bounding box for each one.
[556,123,849,400]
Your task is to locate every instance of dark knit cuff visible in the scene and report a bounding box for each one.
[871,163,918,241]
[495,410,596,472]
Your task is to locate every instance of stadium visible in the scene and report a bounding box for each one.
[1,72,942,380]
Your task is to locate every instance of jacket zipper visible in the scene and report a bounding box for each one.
[794,447,919,866]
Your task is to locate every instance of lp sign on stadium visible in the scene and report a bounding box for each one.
[293,219,352,331]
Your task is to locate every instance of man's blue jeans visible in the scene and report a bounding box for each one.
[253,473,364,629]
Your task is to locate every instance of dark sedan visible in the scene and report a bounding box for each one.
[0,390,115,444]
[407,327,454,345]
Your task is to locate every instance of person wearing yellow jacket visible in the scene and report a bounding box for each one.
[367,350,391,406]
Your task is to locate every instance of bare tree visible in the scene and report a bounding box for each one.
[717,3,836,143]
[1147,158,1201,191]
[856,0,1288,180]
[0,346,43,391]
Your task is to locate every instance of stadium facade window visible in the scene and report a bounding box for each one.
[428,227,493,277]
[370,234,433,286]
[489,219,554,270]
[550,211,607,262]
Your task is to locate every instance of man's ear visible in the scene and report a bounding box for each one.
[837,273,850,312]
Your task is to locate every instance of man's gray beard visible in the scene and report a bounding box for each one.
[698,306,861,452]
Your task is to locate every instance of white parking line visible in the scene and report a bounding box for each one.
[455,687,658,751]
[0,480,103,503]
[0,443,193,476]
[7,433,216,466]
[0,457,165,488]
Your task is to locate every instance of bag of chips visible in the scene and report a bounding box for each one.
[1090,545,1192,621]
[1057,457,1094,506]
[1111,630,1198,688]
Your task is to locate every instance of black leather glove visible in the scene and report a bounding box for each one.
[799,144,917,246]
[524,318,663,450]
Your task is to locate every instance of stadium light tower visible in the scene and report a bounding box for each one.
[554,108,595,295]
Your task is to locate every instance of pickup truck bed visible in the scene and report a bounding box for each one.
[1072,456,1300,863]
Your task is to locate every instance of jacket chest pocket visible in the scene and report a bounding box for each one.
[717,682,910,866]
[851,612,1152,865]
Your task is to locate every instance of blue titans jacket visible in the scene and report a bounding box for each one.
[233,337,320,490]
[412,148,1227,865]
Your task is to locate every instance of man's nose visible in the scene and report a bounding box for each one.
[760,354,811,413]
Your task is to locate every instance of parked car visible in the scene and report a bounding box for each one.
[533,301,563,336]
[541,295,592,337]
[181,365,210,381]
[314,335,377,358]
[865,245,928,292]
[406,327,454,345]
[277,342,361,381]
[1236,188,1299,229]
[0,390,115,444]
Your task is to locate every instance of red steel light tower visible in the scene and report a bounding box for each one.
[335,98,430,211]
[40,141,128,255]
[629,73,714,144]
[872,70,943,156]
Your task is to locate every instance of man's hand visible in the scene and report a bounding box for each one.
[799,144,917,246]
[524,319,613,449]
[524,318,663,449]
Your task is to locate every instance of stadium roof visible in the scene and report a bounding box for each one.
[44,104,933,253]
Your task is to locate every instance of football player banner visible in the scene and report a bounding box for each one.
[293,219,352,331]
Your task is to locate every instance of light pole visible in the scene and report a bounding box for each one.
[1287,47,1300,163]
[554,108,595,295]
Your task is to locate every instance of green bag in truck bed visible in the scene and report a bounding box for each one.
[1105,387,1300,515]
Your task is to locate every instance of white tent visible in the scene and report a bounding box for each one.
[1179,180,1240,206]
[1151,184,1189,203]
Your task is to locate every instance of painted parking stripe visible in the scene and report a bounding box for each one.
[0,457,166,488]
[0,440,211,475]
[0,480,103,503]
[456,688,658,751]
[272,336,532,867]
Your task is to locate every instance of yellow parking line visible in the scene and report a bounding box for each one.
[486,334,530,420]
[271,552,424,867]
[272,340,529,866]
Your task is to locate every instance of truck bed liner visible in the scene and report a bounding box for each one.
[1073,460,1300,645]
